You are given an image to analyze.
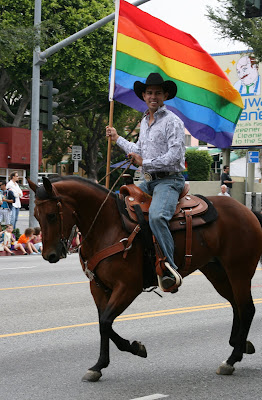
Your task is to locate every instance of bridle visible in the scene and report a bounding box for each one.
[35,180,141,284]
[35,185,79,258]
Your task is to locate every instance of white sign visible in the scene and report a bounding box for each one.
[72,145,82,161]
[212,52,262,147]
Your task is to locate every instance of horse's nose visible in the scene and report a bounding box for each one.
[48,252,60,263]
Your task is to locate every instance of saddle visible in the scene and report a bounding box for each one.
[120,183,208,230]
[119,183,213,271]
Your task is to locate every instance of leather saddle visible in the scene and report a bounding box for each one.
[119,183,208,231]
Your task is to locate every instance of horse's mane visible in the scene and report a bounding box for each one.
[36,175,117,200]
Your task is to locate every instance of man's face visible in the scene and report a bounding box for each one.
[0,184,5,191]
[221,186,227,193]
[236,56,259,86]
[13,173,19,182]
[142,85,168,113]
[224,167,229,173]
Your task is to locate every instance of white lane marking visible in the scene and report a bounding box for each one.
[130,395,168,400]
[0,266,38,271]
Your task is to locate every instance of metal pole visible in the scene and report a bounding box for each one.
[29,0,42,227]
[39,0,151,60]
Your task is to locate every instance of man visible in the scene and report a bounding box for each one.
[218,184,230,197]
[106,73,185,291]
[6,171,22,229]
[0,181,15,225]
[221,165,234,195]
[234,55,260,96]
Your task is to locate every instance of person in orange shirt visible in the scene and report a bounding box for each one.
[17,228,39,254]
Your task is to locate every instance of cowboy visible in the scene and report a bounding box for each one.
[106,72,185,291]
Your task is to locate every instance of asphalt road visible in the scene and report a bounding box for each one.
[0,254,261,400]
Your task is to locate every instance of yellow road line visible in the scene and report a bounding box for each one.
[0,281,88,291]
[1,299,261,339]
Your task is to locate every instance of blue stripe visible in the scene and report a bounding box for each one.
[113,69,236,134]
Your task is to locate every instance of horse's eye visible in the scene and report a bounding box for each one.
[47,213,57,223]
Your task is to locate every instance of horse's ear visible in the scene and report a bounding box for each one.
[27,178,38,193]
[42,177,53,196]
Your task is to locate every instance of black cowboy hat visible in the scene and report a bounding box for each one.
[133,73,177,101]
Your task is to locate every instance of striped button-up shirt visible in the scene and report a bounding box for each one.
[116,105,185,173]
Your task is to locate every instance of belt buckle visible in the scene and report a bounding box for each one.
[144,172,152,182]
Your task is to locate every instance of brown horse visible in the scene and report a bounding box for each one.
[28,176,262,382]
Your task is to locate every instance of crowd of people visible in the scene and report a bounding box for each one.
[0,225,42,256]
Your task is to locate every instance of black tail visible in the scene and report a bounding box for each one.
[253,211,262,227]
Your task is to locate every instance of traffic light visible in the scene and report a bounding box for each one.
[39,81,59,130]
[245,0,262,17]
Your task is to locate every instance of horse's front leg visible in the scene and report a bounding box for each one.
[82,307,113,382]
[109,327,147,358]
[82,278,142,382]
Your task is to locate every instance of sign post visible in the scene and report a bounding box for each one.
[72,145,82,174]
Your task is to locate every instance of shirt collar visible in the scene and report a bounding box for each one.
[143,105,167,119]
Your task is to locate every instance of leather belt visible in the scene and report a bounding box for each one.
[144,171,180,182]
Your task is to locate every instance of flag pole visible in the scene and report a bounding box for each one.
[106,0,120,189]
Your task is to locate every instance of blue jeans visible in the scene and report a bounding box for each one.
[139,173,185,270]
[11,207,20,230]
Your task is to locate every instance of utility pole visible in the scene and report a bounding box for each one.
[29,0,43,227]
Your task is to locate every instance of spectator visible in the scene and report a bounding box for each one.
[69,227,82,253]
[218,184,230,197]
[221,165,235,195]
[17,228,39,255]
[8,224,27,255]
[31,227,42,253]
[0,224,15,255]
[0,180,15,226]
[6,171,22,229]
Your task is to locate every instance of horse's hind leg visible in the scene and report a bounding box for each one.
[200,260,256,375]
[224,289,255,371]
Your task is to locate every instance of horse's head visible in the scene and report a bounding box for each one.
[28,177,76,263]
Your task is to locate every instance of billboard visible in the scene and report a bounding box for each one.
[212,51,262,147]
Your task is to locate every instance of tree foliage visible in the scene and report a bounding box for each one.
[0,0,141,180]
[186,149,213,181]
[206,0,262,61]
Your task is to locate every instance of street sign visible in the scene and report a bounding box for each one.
[248,151,259,163]
[72,145,82,161]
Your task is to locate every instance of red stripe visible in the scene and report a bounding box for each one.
[120,0,206,53]
[118,16,229,80]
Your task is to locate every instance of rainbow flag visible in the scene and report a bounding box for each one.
[111,0,243,148]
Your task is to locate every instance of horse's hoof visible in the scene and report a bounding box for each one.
[216,361,235,375]
[132,341,147,358]
[245,340,255,354]
[82,369,102,382]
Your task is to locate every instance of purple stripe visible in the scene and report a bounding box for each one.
[168,105,233,148]
[114,84,233,148]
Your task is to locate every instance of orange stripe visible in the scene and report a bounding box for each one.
[118,16,229,81]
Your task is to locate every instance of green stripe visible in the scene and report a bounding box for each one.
[116,52,241,123]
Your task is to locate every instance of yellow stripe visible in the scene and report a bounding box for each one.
[117,33,243,108]
[1,299,261,338]
[0,281,88,291]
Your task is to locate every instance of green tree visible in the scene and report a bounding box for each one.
[0,0,140,180]
[186,149,213,181]
[206,0,262,61]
